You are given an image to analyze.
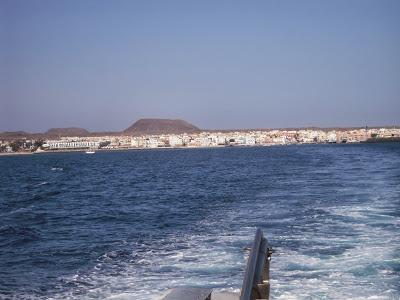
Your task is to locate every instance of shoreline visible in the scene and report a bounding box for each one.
[1,140,399,156]
[0,152,34,156]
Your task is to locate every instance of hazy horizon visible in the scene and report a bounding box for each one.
[1,117,399,134]
[1,0,399,132]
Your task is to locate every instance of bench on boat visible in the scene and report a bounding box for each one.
[160,228,272,300]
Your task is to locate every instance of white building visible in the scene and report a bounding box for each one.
[169,135,183,147]
[45,140,100,150]
[327,131,337,143]
[145,138,159,148]
[245,136,256,145]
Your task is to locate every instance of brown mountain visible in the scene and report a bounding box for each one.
[0,131,41,140]
[45,127,90,137]
[0,131,31,137]
[123,118,200,135]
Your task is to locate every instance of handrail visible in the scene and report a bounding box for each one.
[240,228,272,300]
[160,228,272,300]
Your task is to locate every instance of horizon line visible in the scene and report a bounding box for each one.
[1,124,400,136]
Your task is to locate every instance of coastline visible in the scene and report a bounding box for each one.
[0,152,33,156]
[2,140,399,157]
[0,145,229,156]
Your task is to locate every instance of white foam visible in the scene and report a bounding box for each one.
[51,167,63,171]
[42,183,400,300]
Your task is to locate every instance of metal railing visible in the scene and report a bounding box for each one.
[160,228,272,300]
[240,228,273,300]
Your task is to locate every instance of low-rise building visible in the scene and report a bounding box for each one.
[45,140,100,150]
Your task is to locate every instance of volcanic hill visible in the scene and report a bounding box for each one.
[123,119,200,135]
[45,127,91,137]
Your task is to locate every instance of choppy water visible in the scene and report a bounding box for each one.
[1,144,399,300]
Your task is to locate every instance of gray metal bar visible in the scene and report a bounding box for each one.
[240,228,272,300]
[159,229,272,300]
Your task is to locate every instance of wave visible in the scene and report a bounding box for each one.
[51,167,63,171]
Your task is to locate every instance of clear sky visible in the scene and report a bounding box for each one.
[1,0,399,132]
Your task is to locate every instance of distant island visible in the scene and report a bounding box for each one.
[0,118,399,154]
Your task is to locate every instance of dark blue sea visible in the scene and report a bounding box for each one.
[1,144,399,300]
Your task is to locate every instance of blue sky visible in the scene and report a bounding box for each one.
[1,0,399,132]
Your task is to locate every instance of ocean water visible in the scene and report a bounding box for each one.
[0,144,399,300]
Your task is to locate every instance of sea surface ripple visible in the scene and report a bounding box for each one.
[0,144,399,299]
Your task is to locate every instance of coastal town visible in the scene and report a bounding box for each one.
[1,126,399,154]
